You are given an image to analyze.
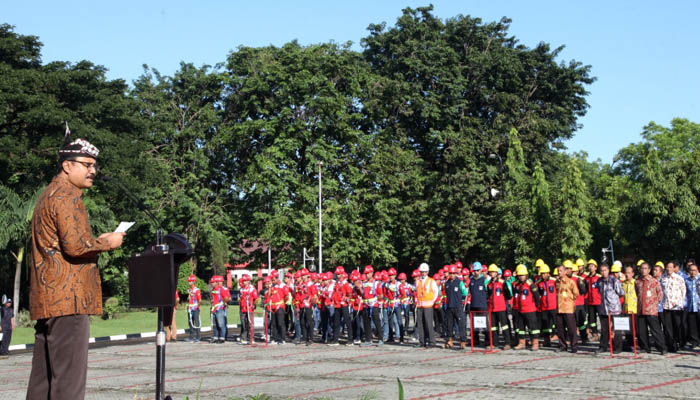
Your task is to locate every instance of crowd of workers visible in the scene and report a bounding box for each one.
[184,258,700,355]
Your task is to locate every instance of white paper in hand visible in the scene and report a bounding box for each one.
[115,221,135,233]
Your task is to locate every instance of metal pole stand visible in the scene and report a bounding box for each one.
[155,307,172,400]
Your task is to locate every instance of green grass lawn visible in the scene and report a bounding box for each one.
[8,305,241,345]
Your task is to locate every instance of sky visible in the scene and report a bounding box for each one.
[4,0,699,163]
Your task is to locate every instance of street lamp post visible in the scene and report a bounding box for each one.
[318,161,323,275]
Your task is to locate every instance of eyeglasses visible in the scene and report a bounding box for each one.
[71,160,99,171]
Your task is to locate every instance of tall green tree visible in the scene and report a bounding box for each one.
[557,156,592,259]
[530,160,554,259]
[0,184,43,317]
[487,128,534,266]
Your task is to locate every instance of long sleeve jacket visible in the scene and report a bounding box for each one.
[30,175,112,320]
[660,272,686,310]
[635,275,663,316]
[597,276,623,316]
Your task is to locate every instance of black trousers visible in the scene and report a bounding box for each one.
[240,309,253,342]
[587,304,600,333]
[662,309,683,351]
[491,311,512,346]
[539,309,556,337]
[514,311,539,340]
[362,307,381,343]
[445,307,467,342]
[686,312,700,346]
[433,307,445,335]
[574,305,587,337]
[271,308,285,342]
[556,313,578,350]
[0,326,11,354]
[333,306,352,343]
[27,315,90,400]
[637,314,665,352]
[301,307,314,343]
[599,315,622,351]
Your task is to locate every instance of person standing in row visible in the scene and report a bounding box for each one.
[555,263,579,353]
[186,275,202,342]
[0,298,14,356]
[415,263,438,348]
[27,130,125,400]
[635,262,666,354]
[444,265,468,349]
[596,264,624,354]
[660,261,686,352]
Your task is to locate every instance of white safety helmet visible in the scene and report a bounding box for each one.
[419,262,430,272]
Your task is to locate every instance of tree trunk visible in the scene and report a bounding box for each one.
[13,246,23,318]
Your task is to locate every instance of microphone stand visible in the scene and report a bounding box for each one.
[101,174,172,400]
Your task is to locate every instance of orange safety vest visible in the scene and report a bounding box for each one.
[416,277,436,308]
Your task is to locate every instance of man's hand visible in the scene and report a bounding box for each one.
[99,232,126,249]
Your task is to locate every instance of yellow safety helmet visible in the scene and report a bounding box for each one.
[611,261,622,273]
[587,259,598,267]
[515,264,528,276]
[636,259,645,267]
[575,258,585,267]
[655,261,664,269]
[571,263,579,272]
[488,264,499,273]
[538,264,550,274]
[553,267,559,276]
[563,259,573,269]
[535,258,545,267]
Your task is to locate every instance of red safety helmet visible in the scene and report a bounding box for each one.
[187,274,197,283]
[240,274,251,282]
[363,265,374,275]
[270,270,279,278]
[433,273,442,280]
[398,272,407,280]
[455,261,463,269]
[263,276,272,283]
[387,268,397,276]
[411,269,421,278]
[461,268,470,276]
[311,273,319,280]
[503,269,512,278]
[373,271,382,280]
[285,272,293,278]
[335,266,345,275]
[300,268,310,276]
[293,271,302,279]
[360,273,367,281]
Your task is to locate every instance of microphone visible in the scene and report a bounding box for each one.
[99,173,164,236]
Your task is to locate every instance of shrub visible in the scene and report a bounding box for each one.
[102,297,120,320]
[16,309,35,328]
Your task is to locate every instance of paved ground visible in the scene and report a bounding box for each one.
[1,333,699,400]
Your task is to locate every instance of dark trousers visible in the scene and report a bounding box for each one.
[514,311,539,340]
[416,307,436,346]
[587,305,599,333]
[362,307,381,343]
[27,315,90,400]
[539,309,556,338]
[662,309,683,351]
[556,313,578,350]
[445,307,467,342]
[599,314,622,351]
[271,308,285,343]
[240,309,253,342]
[333,306,352,343]
[574,305,587,338]
[686,312,700,346]
[637,314,665,352]
[301,307,314,343]
[0,326,11,354]
[188,308,201,340]
[491,311,512,347]
[433,307,445,335]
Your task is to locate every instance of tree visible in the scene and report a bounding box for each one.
[487,128,535,266]
[530,160,554,258]
[0,184,44,317]
[557,156,592,259]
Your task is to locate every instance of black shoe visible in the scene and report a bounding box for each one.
[660,349,667,355]
[613,349,622,354]
[570,348,578,354]
[555,347,564,353]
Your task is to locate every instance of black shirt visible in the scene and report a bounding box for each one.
[0,307,13,328]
